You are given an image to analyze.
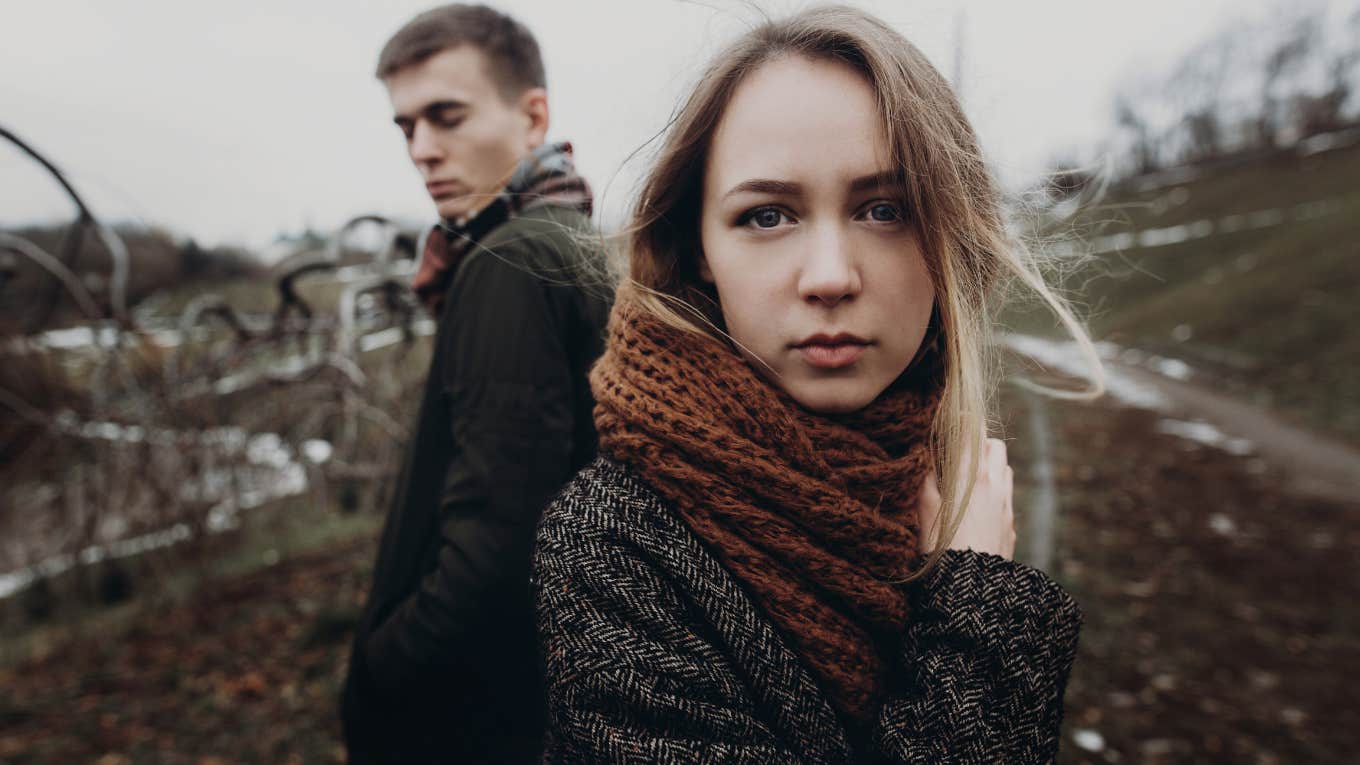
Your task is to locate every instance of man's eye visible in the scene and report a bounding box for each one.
[742,207,787,229]
[432,110,465,129]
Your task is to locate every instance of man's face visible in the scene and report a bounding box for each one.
[385,46,547,221]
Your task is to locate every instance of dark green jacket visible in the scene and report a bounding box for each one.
[343,205,611,764]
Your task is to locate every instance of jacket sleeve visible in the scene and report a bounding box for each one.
[875,550,1083,763]
[535,494,808,765]
[363,240,577,695]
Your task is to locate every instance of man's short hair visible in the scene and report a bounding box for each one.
[376,3,546,100]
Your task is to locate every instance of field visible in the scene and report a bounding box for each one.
[1,382,1354,763]
[1025,138,1360,445]
[1,142,1358,762]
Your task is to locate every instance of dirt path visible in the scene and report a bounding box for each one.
[1005,334,1360,506]
[1108,360,1360,505]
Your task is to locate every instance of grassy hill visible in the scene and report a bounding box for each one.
[1020,138,1360,445]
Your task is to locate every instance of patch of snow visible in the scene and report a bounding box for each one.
[1138,219,1213,248]
[1072,729,1106,752]
[0,421,313,600]
[1095,339,1194,383]
[335,264,366,282]
[1094,341,1123,360]
[0,523,197,600]
[356,317,435,352]
[142,328,184,347]
[207,505,240,533]
[1003,334,1163,409]
[359,326,406,353]
[1155,418,1254,456]
[302,439,333,464]
[0,571,34,600]
[1085,231,1135,255]
[1118,347,1147,367]
[1207,513,1238,536]
[1152,358,1192,381]
[1296,127,1360,157]
[246,432,291,470]
[1051,194,1348,261]
[35,325,121,350]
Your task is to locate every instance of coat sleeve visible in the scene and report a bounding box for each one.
[875,550,1083,763]
[534,492,809,765]
[363,239,578,695]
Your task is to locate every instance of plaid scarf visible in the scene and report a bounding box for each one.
[410,141,593,314]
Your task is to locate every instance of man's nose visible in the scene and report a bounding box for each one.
[798,224,861,307]
[409,121,444,165]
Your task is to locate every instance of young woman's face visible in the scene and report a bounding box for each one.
[699,54,935,414]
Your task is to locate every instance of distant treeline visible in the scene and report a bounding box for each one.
[0,223,263,334]
[1051,2,1360,193]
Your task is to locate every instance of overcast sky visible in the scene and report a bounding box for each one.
[2,0,1260,251]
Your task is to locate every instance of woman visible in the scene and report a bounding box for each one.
[534,6,1100,763]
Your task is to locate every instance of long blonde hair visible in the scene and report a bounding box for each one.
[622,5,1103,570]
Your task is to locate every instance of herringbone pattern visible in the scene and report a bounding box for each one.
[534,457,1082,764]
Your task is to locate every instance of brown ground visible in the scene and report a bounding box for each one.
[1,389,1357,763]
[1026,394,1360,764]
[0,537,373,764]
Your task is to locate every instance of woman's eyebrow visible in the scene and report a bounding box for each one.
[848,171,898,193]
[722,171,898,200]
[722,179,802,200]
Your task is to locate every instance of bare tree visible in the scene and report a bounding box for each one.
[1256,13,1319,149]
[1114,93,1161,175]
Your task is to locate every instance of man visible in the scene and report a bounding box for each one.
[341,5,611,762]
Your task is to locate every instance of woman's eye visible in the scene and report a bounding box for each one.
[744,207,787,229]
[867,202,902,222]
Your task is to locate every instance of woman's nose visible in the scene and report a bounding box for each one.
[797,224,861,307]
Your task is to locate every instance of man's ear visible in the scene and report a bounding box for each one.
[519,87,549,149]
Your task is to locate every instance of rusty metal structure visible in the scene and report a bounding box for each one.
[0,125,429,596]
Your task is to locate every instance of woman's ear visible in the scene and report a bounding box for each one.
[697,248,714,283]
[697,257,714,283]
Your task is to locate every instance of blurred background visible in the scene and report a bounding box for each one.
[2,0,1357,762]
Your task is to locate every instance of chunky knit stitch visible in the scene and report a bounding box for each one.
[590,297,942,728]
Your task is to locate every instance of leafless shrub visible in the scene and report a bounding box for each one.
[1097,1,1360,179]
[1,125,427,611]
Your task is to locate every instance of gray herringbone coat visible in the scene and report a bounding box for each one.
[534,458,1083,764]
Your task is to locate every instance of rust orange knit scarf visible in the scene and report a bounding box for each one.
[591,297,943,731]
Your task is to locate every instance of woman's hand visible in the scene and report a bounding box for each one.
[918,434,1016,559]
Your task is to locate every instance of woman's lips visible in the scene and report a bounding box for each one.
[794,334,870,369]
